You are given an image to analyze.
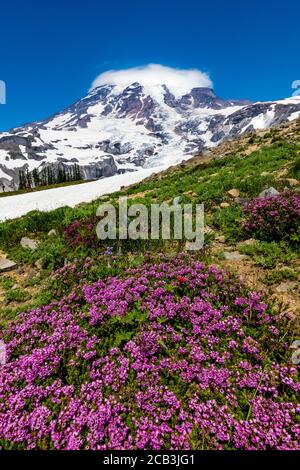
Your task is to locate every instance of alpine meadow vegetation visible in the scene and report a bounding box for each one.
[0,120,299,450]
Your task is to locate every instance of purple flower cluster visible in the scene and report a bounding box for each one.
[243,190,300,241]
[64,216,98,249]
[0,256,299,450]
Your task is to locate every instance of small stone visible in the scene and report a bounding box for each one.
[0,258,17,273]
[17,266,25,275]
[216,235,226,243]
[285,178,299,187]
[20,237,39,251]
[259,187,279,198]
[47,229,57,237]
[275,281,297,293]
[183,190,198,197]
[238,238,257,247]
[204,225,214,235]
[224,251,247,261]
[260,171,270,176]
[34,259,43,270]
[220,202,230,208]
[234,197,249,205]
[277,168,288,177]
[227,189,240,198]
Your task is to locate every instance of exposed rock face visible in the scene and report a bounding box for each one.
[259,187,280,197]
[227,189,240,198]
[20,237,39,250]
[0,258,17,273]
[224,251,247,261]
[0,83,300,190]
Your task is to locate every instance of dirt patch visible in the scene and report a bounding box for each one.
[210,241,300,320]
[0,252,42,312]
[127,190,154,199]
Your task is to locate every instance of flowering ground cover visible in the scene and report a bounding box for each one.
[0,255,299,450]
[243,190,300,242]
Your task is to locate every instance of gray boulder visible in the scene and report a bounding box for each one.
[259,187,279,198]
[224,251,247,261]
[20,237,39,250]
[0,258,17,273]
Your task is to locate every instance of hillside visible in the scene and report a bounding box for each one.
[0,118,299,450]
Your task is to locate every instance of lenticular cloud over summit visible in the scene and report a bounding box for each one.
[90,64,213,96]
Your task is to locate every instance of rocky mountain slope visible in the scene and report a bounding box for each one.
[1,81,300,190]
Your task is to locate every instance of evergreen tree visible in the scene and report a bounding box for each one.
[32,168,40,188]
[25,169,32,189]
[18,170,25,190]
[74,164,82,181]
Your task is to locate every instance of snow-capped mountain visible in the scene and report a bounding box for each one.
[1,82,300,190]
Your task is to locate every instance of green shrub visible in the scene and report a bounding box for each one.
[5,288,31,303]
[239,241,297,268]
[263,268,298,285]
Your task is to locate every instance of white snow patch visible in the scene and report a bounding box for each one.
[0,149,10,160]
[0,168,12,181]
[0,167,165,222]
[288,110,300,121]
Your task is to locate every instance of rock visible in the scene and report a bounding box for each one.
[34,259,43,270]
[259,187,279,198]
[227,189,240,198]
[224,251,247,261]
[204,225,214,235]
[260,171,271,176]
[285,178,299,187]
[238,238,257,247]
[216,235,226,243]
[20,237,39,250]
[277,168,288,177]
[47,229,57,237]
[275,281,297,293]
[183,190,197,197]
[0,258,17,273]
[234,197,249,205]
[220,202,230,208]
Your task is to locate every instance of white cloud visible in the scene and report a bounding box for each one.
[90,64,213,97]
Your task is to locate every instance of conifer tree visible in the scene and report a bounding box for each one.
[18,170,25,190]
[32,168,40,187]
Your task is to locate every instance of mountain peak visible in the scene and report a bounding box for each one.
[0,81,300,191]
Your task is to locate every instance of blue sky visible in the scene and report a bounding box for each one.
[0,0,299,130]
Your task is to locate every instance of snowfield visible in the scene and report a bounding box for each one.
[0,167,161,222]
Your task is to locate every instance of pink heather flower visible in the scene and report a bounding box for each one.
[0,255,298,450]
